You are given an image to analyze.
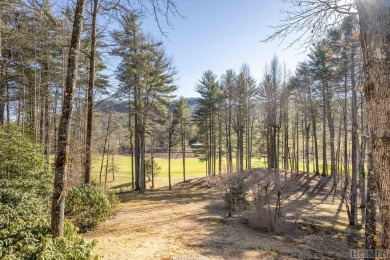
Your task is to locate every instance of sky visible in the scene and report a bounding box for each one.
[139,0,309,98]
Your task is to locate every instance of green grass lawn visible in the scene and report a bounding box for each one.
[93,155,269,178]
[90,154,348,191]
[93,156,206,179]
[91,155,268,190]
[91,156,205,190]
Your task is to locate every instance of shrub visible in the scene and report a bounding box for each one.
[248,172,299,234]
[251,180,276,232]
[1,209,95,259]
[214,173,248,217]
[0,124,52,199]
[65,185,113,232]
[0,125,95,259]
[224,176,248,217]
[35,221,97,259]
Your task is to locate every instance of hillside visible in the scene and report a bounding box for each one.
[96,97,199,113]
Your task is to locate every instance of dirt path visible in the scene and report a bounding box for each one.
[84,175,363,260]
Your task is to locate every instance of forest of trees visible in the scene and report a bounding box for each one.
[193,17,366,226]
[1,0,390,257]
[0,0,181,243]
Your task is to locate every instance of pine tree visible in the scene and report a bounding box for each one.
[112,14,176,192]
[195,70,221,176]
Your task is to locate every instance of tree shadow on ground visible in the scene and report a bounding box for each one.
[108,170,363,259]
[182,171,363,260]
[111,182,134,190]
[117,188,221,206]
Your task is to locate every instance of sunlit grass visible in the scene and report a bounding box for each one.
[91,155,269,190]
[92,155,206,179]
[91,153,356,191]
[92,155,269,179]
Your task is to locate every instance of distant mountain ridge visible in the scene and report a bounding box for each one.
[96,97,199,113]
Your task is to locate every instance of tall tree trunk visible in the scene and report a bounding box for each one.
[43,61,50,166]
[359,92,367,208]
[51,0,86,237]
[151,141,155,188]
[17,98,21,126]
[284,124,289,172]
[325,84,336,183]
[249,118,254,170]
[356,0,390,248]
[0,68,6,125]
[327,109,336,180]
[322,83,327,176]
[206,116,213,176]
[104,142,110,190]
[5,78,9,124]
[99,111,111,184]
[350,51,358,225]
[275,126,281,217]
[245,113,250,170]
[305,110,310,182]
[225,122,229,173]
[209,116,212,176]
[227,104,233,173]
[53,86,60,156]
[336,114,342,183]
[218,108,222,174]
[134,98,140,191]
[295,112,299,173]
[131,142,134,189]
[344,69,350,189]
[282,92,289,174]
[85,0,99,184]
[291,120,296,173]
[205,121,209,176]
[128,100,135,190]
[302,119,305,172]
[365,144,377,251]
[182,131,186,181]
[139,127,146,193]
[168,132,172,190]
[112,152,115,181]
[239,128,244,172]
[213,113,217,176]
[132,30,141,191]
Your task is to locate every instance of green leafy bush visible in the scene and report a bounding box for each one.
[34,221,97,259]
[0,124,51,199]
[0,211,95,260]
[65,185,113,232]
[0,125,95,259]
[225,178,247,213]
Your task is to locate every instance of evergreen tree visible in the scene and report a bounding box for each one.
[194,70,221,176]
[112,14,176,192]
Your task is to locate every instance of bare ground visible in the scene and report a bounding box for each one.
[84,171,364,260]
